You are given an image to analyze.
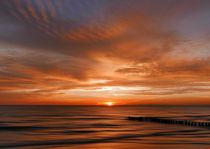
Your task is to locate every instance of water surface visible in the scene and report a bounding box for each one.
[0,105,210,148]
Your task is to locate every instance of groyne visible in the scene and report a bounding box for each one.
[127,116,210,127]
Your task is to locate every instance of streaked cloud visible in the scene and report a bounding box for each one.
[0,0,210,104]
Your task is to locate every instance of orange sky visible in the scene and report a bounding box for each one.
[0,0,210,105]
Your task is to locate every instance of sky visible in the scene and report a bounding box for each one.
[0,0,210,105]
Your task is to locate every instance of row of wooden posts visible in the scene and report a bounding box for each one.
[128,116,210,127]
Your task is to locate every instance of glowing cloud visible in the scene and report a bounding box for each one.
[0,0,210,105]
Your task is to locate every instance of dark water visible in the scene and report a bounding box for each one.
[1,105,210,149]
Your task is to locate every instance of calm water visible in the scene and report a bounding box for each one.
[1,105,210,149]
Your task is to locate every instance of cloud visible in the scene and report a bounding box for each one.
[116,57,210,77]
[0,0,179,60]
[0,0,210,104]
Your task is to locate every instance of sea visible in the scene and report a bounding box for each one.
[0,105,210,149]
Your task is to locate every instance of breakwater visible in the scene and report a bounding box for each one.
[128,116,210,127]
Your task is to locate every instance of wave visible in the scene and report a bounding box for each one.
[0,129,206,148]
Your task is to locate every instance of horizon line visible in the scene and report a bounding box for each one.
[1,104,210,106]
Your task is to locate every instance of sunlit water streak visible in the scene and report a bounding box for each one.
[0,105,210,149]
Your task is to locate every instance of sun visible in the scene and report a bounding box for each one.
[105,102,113,106]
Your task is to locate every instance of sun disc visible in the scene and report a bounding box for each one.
[106,102,113,106]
